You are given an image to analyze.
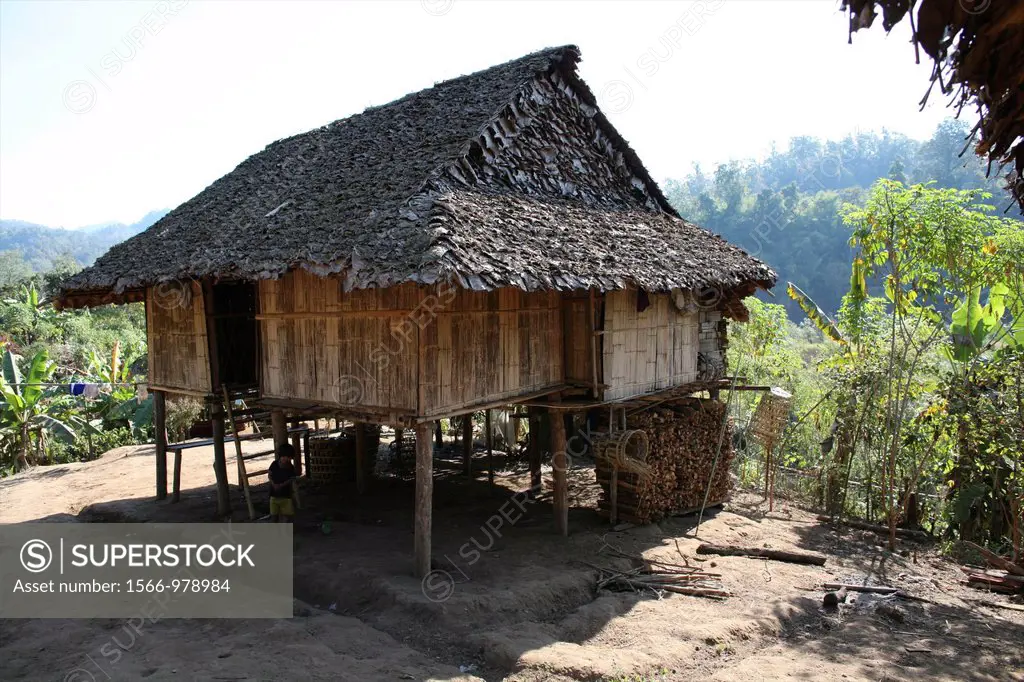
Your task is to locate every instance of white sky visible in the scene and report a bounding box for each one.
[0,0,950,228]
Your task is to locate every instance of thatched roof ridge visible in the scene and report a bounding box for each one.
[58,45,775,305]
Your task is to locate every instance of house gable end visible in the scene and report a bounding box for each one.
[433,68,669,213]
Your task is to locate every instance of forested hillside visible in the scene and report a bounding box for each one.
[664,119,1018,317]
[0,209,167,274]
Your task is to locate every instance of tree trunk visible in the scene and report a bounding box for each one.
[17,423,30,470]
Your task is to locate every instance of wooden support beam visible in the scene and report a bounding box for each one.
[211,404,231,517]
[154,390,167,500]
[485,410,494,486]
[462,413,473,477]
[434,421,443,448]
[414,421,433,578]
[549,396,568,537]
[355,422,369,494]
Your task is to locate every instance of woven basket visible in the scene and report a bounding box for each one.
[748,387,793,449]
[593,429,652,477]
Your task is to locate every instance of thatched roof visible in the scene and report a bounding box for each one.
[842,1,1024,212]
[58,45,775,307]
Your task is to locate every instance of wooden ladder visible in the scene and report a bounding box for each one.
[221,388,301,520]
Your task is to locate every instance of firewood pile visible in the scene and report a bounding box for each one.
[596,399,734,524]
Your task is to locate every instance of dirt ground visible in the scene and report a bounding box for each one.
[1,437,1023,682]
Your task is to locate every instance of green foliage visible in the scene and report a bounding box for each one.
[664,119,1019,319]
[166,397,204,443]
[786,283,845,345]
[0,254,150,473]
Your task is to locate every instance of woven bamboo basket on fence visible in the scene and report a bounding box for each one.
[747,387,793,511]
[748,387,792,450]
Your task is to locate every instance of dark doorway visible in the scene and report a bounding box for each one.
[208,281,260,390]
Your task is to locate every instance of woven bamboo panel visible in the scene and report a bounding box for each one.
[602,290,698,401]
[146,282,212,394]
[419,287,563,416]
[748,388,793,449]
[259,273,419,411]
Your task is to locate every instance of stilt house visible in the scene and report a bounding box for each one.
[57,46,776,576]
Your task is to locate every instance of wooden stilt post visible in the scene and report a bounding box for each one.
[355,422,368,494]
[414,421,433,578]
[462,413,473,477]
[211,402,230,517]
[154,390,167,500]
[289,424,302,477]
[434,421,443,448]
[549,397,568,536]
[395,427,405,475]
[271,410,287,453]
[485,409,494,486]
[609,463,619,525]
[528,407,542,496]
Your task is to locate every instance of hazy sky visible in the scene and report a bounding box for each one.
[0,0,950,228]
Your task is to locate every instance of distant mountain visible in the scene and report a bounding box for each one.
[0,210,167,271]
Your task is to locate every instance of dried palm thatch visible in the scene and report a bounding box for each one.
[56,45,775,308]
[842,0,1024,212]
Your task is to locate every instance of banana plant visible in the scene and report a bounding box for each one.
[946,282,1023,363]
[0,347,82,469]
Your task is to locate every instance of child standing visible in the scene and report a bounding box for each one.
[268,443,297,522]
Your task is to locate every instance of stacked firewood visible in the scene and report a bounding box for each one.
[596,399,734,524]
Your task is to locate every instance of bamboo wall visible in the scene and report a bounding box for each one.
[146,282,212,394]
[419,287,563,416]
[259,274,563,417]
[259,272,420,413]
[601,290,699,401]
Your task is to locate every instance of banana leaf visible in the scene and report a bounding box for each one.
[787,282,846,345]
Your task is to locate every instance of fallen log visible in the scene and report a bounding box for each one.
[964,541,1024,577]
[816,515,930,541]
[819,583,934,603]
[822,583,900,594]
[697,543,826,566]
